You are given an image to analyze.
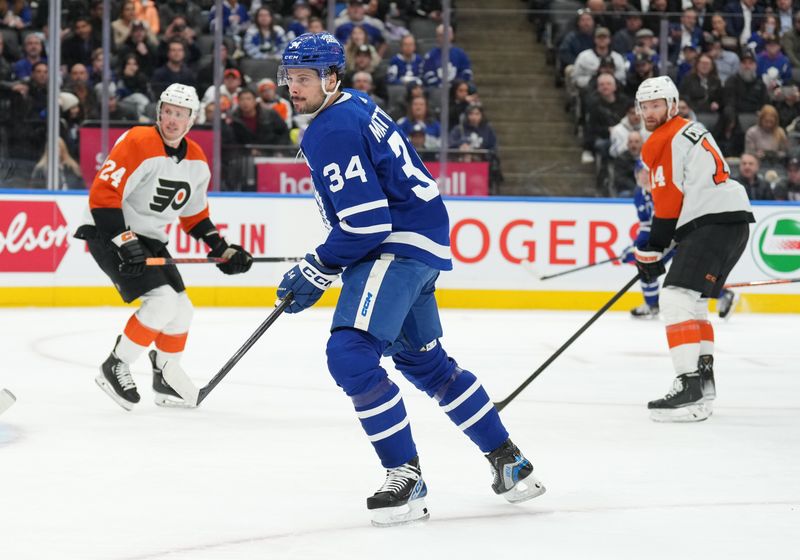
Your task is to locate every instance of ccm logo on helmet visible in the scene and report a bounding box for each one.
[150,179,191,212]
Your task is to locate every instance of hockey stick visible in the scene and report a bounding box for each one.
[494,274,640,412]
[723,278,800,289]
[146,256,302,266]
[162,294,293,406]
[533,255,624,281]
[0,388,16,416]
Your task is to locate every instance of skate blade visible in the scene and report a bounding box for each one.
[370,498,430,528]
[0,388,16,416]
[94,375,135,412]
[162,361,200,406]
[720,293,741,321]
[650,402,711,423]
[502,475,547,504]
[154,393,197,409]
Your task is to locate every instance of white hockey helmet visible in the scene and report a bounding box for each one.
[157,83,200,131]
[635,76,679,120]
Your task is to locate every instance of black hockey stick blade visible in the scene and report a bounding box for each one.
[196,294,293,406]
[538,255,622,281]
[494,274,640,412]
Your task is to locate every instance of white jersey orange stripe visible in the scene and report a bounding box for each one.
[83,126,212,241]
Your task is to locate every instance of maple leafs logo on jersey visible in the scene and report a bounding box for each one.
[150,179,191,212]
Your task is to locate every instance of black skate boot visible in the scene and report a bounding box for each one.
[648,372,710,422]
[486,439,546,504]
[367,456,429,527]
[717,289,739,320]
[630,303,660,319]
[149,350,195,408]
[698,355,716,402]
[95,336,140,411]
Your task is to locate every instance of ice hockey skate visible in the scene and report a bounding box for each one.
[367,456,429,528]
[698,355,716,402]
[717,289,739,320]
[149,350,196,408]
[486,439,546,504]
[95,336,140,411]
[648,372,711,422]
[630,303,659,319]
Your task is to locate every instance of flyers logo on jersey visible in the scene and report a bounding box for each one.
[150,179,191,213]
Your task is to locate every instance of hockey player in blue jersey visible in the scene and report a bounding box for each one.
[275,33,545,527]
[624,161,739,320]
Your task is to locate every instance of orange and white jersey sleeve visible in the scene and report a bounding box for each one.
[84,126,212,242]
[641,116,753,246]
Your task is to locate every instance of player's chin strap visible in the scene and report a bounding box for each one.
[306,78,342,120]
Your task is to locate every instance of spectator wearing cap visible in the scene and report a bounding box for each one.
[243,7,288,60]
[679,52,722,113]
[732,152,774,199]
[722,0,764,46]
[571,27,626,94]
[706,38,740,84]
[344,43,387,100]
[757,36,792,86]
[62,16,101,70]
[422,25,474,88]
[286,1,312,40]
[118,19,158,76]
[150,37,196,98]
[12,32,46,81]
[344,25,381,71]
[257,78,292,128]
[668,9,704,65]
[201,67,243,114]
[397,96,441,149]
[723,48,768,119]
[611,13,644,56]
[158,15,200,68]
[624,51,656,97]
[387,34,424,85]
[624,29,661,70]
[209,0,249,41]
[407,122,431,157]
[334,0,387,56]
[558,10,595,76]
[773,157,800,200]
[609,103,650,158]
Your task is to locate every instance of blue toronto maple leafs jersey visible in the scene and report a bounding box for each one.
[633,185,654,248]
[301,89,452,270]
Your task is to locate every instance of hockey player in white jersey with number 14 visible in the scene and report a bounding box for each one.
[274,33,545,527]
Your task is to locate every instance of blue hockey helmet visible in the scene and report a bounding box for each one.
[277,32,346,86]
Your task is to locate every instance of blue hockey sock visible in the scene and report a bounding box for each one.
[641,278,660,308]
[352,378,417,469]
[434,367,508,454]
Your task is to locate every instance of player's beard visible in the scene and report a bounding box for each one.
[294,95,325,115]
[644,112,669,132]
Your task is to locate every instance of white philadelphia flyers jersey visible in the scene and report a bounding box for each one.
[83,126,212,241]
[641,116,753,240]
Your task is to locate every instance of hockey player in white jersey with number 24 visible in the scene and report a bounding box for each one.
[274,33,545,527]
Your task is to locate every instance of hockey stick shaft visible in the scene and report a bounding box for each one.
[538,255,622,281]
[494,274,640,412]
[195,295,293,405]
[146,256,302,265]
[723,278,800,289]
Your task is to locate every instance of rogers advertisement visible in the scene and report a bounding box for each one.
[256,159,489,196]
[0,193,796,300]
[79,126,215,189]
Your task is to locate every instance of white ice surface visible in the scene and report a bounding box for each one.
[0,307,798,559]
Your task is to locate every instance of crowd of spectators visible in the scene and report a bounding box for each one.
[0,0,502,192]
[547,0,800,200]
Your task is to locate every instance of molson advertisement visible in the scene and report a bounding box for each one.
[0,192,797,312]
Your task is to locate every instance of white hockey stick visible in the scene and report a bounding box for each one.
[0,388,16,416]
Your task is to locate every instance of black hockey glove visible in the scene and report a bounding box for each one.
[208,241,253,275]
[112,230,147,277]
[634,246,667,282]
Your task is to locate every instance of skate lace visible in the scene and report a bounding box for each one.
[378,464,420,494]
[664,377,685,399]
[114,361,136,392]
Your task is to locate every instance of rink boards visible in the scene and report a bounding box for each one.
[0,191,798,312]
